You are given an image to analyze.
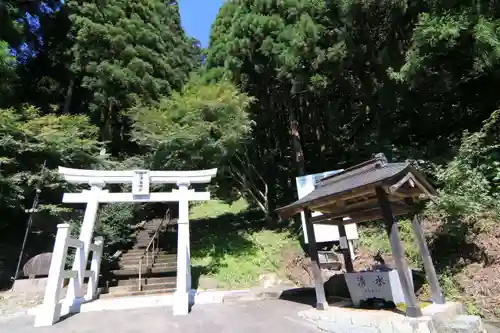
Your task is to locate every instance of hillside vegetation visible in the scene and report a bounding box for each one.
[1,0,500,320]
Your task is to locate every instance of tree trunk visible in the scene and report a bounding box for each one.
[62,79,74,114]
[288,104,306,177]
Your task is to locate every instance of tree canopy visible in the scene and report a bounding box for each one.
[131,74,254,171]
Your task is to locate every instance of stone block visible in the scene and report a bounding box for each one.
[422,302,465,330]
[441,315,486,333]
[392,316,436,333]
[11,278,48,295]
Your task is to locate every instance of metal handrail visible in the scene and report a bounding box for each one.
[138,210,170,291]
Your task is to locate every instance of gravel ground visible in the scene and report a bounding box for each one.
[0,291,44,317]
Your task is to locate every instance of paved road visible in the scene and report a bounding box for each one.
[0,300,323,333]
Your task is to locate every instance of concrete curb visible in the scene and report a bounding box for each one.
[0,309,32,322]
[221,286,308,303]
[0,286,303,321]
[21,288,289,316]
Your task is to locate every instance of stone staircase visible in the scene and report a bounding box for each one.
[101,217,178,298]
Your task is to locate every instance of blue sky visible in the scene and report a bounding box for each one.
[178,0,225,48]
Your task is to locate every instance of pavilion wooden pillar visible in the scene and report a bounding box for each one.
[303,208,329,310]
[411,214,445,304]
[337,220,354,273]
[375,187,422,317]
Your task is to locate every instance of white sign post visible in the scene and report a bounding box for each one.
[296,170,358,259]
[54,167,217,320]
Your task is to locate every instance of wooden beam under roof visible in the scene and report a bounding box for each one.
[313,202,415,225]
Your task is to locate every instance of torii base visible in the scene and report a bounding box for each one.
[173,291,190,316]
[34,302,62,327]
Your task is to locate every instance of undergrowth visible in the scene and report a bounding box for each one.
[189,199,300,289]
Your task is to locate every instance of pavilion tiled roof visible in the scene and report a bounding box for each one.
[276,153,436,221]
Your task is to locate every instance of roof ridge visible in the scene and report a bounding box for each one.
[319,153,388,183]
[318,156,406,188]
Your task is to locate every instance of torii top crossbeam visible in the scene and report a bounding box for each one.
[58,167,218,203]
[58,167,218,184]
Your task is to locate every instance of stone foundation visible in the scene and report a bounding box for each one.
[298,301,486,333]
[11,278,48,295]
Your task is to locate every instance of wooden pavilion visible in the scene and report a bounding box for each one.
[276,153,445,317]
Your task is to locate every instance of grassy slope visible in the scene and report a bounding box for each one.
[189,199,300,289]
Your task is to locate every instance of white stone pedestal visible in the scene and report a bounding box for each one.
[344,269,413,306]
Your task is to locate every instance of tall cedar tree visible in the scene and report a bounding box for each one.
[65,0,200,156]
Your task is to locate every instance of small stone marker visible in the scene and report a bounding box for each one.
[22,253,53,278]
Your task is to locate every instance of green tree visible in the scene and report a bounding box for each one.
[206,0,500,211]
[0,105,101,233]
[12,4,75,115]
[130,73,254,171]
[64,0,200,155]
[0,41,16,106]
[207,0,330,212]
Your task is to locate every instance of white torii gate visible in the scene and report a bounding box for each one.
[58,166,217,317]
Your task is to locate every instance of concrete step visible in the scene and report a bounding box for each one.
[133,244,150,248]
[119,261,175,270]
[121,251,148,257]
[120,251,152,262]
[136,233,154,237]
[134,244,152,248]
[151,263,177,270]
[156,254,177,260]
[135,236,153,240]
[120,263,153,270]
[117,276,176,287]
[120,254,176,262]
[111,265,177,277]
[123,250,146,255]
[120,257,152,265]
[153,258,177,265]
[120,256,175,266]
[100,287,175,299]
[108,281,176,294]
[135,239,153,243]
